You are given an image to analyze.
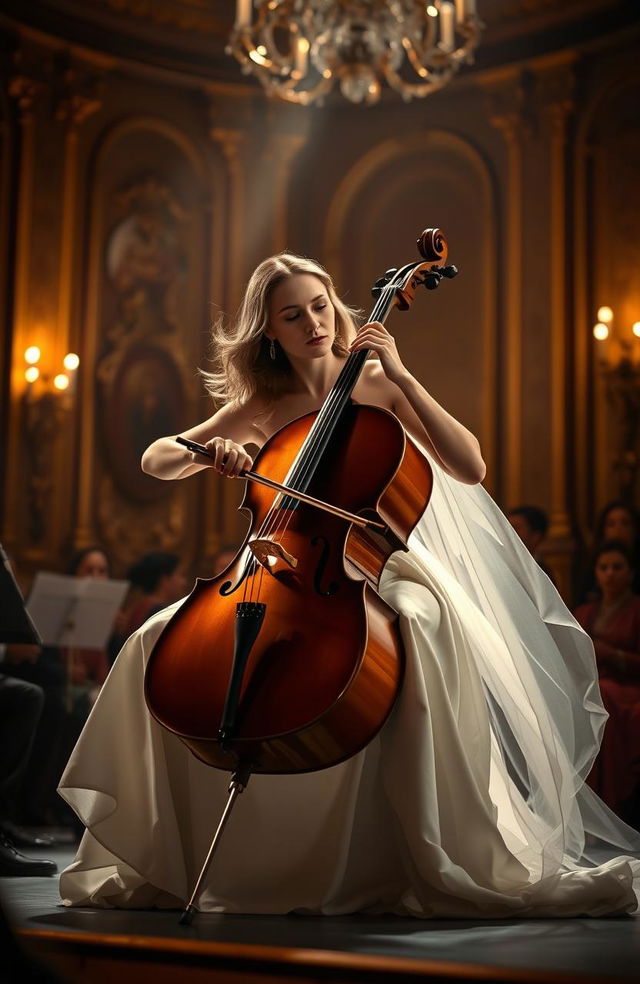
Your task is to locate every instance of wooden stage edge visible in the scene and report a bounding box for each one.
[16,927,622,984]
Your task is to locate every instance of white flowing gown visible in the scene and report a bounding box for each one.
[59,461,640,917]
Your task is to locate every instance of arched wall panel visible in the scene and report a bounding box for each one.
[324,132,498,487]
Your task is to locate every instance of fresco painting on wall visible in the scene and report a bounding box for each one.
[103,341,185,503]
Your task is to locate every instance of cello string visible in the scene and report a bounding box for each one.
[253,284,395,557]
[250,286,394,562]
[241,283,396,601]
[251,286,391,552]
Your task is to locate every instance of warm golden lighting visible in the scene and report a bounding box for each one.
[593,323,610,341]
[597,306,614,324]
[24,346,41,364]
[25,366,40,383]
[633,322,640,338]
[53,373,70,391]
[63,352,80,371]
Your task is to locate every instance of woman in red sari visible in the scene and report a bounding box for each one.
[574,540,640,821]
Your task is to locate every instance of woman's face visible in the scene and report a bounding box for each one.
[595,550,633,598]
[266,274,336,362]
[603,507,635,547]
[76,550,109,579]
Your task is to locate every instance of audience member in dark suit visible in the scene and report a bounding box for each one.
[0,674,56,875]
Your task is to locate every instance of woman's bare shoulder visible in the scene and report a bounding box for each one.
[181,394,270,448]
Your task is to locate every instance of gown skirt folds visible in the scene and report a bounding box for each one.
[58,462,640,917]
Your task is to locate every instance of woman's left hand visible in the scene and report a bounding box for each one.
[349,321,408,385]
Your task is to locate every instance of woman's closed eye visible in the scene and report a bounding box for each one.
[285,304,326,322]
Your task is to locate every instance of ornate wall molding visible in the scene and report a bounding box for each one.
[74,116,208,566]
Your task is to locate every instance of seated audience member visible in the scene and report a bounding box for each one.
[63,547,113,709]
[573,540,640,824]
[0,674,57,875]
[117,552,187,642]
[5,546,114,828]
[507,505,555,583]
[578,501,640,602]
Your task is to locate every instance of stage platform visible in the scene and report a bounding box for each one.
[2,843,640,984]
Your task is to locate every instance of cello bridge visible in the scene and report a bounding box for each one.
[248,537,298,574]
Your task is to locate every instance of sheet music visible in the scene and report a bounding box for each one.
[26,572,129,648]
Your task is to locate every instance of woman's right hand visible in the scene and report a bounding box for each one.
[204,437,253,478]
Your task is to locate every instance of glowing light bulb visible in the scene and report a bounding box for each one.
[633,322,640,338]
[597,306,613,324]
[25,366,40,383]
[63,352,80,371]
[427,4,438,15]
[24,346,41,364]
[53,373,69,391]
[593,323,609,341]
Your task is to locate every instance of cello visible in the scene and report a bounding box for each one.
[144,228,458,923]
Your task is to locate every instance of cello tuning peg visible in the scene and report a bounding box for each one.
[442,265,458,279]
[371,286,383,299]
[423,271,441,290]
[374,275,388,288]
[384,268,398,281]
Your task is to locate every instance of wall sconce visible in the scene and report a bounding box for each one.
[21,345,80,542]
[23,346,80,398]
[593,305,640,502]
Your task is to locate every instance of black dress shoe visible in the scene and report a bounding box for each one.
[0,820,54,848]
[0,835,57,877]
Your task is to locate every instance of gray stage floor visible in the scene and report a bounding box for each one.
[2,843,640,982]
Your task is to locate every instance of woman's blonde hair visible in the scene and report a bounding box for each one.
[201,252,361,407]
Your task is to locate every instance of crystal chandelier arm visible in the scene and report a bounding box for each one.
[383,62,453,100]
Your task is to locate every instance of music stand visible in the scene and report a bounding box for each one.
[26,572,128,650]
[0,543,40,646]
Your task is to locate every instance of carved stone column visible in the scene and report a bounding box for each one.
[487,78,526,508]
[2,58,43,555]
[536,62,575,598]
[55,66,101,549]
[210,125,248,314]
[54,64,101,353]
[266,131,306,254]
[208,123,250,555]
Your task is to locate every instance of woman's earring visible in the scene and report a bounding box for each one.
[269,339,276,360]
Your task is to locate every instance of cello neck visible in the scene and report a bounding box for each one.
[280,284,399,504]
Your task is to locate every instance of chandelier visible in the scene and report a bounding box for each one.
[227,1,483,106]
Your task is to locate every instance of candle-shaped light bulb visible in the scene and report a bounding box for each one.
[597,305,613,324]
[632,322,640,338]
[439,2,455,51]
[25,366,40,383]
[53,373,69,391]
[235,0,252,28]
[593,323,609,341]
[427,4,438,16]
[63,352,80,371]
[25,346,41,364]
[295,37,309,77]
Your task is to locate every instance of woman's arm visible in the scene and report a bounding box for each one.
[141,400,261,481]
[351,323,486,485]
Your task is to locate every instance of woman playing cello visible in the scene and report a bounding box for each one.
[59,251,640,917]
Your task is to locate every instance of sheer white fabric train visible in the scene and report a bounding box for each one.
[59,460,640,917]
